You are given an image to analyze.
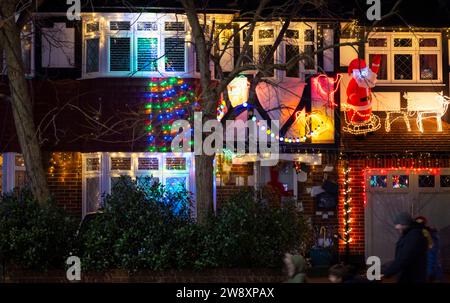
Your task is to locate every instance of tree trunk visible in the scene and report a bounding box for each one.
[0,3,50,204]
[195,154,215,222]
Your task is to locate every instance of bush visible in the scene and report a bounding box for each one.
[79,179,311,271]
[203,190,311,268]
[0,189,78,270]
[78,176,195,272]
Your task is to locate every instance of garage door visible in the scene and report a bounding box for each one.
[365,170,450,271]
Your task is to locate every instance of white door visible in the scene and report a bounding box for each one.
[365,170,450,271]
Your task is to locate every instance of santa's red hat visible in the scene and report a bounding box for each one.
[348,58,367,75]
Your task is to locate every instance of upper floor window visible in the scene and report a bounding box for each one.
[82,15,187,77]
[240,24,317,79]
[366,33,442,83]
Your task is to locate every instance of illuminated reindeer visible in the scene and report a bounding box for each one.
[403,92,450,133]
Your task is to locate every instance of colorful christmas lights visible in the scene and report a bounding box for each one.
[145,77,194,152]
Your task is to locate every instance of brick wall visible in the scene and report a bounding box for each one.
[216,163,254,208]
[338,156,450,256]
[297,153,339,245]
[216,155,340,241]
[46,152,82,217]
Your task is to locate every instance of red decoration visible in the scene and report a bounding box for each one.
[346,55,381,123]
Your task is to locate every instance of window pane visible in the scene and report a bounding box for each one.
[394,54,413,80]
[285,45,299,77]
[110,21,130,31]
[370,175,387,188]
[137,38,158,71]
[368,38,387,47]
[304,45,315,70]
[86,38,99,73]
[420,54,438,80]
[394,38,412,47]
[304,30,315,42]
[166,157,186,170]
[165,22,185,32]
[110,37,130,71]
[440,175,450,187]
[259,29,274,39]
[242,45,253,65]
[15,170,27,189]
[418,175,435,188]
[258,45,274,77]
[86,158,100,171]
[111,157,131,170]
[86,176,100,213]
[166,176,187,189]
[243,29,253,42]
[86,22,99,33]
[286,30,299,39]
[137,176,160,188]
[137,22,157,31]
[111,176,132,192]
[164,38,185,72]
[393,175,409,189]
[138,157,159,170]
[370,54,387,80]
[419,38,437,47]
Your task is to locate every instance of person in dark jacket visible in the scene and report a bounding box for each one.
[415,216,445,282]
[383,212,428,283]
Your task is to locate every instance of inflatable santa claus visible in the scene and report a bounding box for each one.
[346,55,381,123]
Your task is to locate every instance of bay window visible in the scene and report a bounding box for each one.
[81,152,193,217]
[82,15,188,77]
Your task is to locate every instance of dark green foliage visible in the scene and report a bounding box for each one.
[0,190,78,270]
[1,178,311,272]
[79,179,311,271]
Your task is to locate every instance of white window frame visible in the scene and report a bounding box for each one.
[162,18,187,75]
[1,153,27,193]
[83,18,102,77]
[81,13,192,78]
[107,18,133,75]
[134,25,160,76]
[81,153,102,217]
[301,25,317,74]
[366,32,442,84]
[239,22,318,79]
[256,26,276,78]
[81,152,194,218]
[366,168,450,194]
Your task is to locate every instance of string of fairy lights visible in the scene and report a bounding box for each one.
[342,161,352,248]
[145,77,195,152]
[217,74,339,144]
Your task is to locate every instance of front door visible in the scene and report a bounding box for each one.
[365,169,450,271]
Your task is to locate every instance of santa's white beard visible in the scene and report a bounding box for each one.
[352,67,378,88]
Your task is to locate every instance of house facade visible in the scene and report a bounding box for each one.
[1,1,449,268]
